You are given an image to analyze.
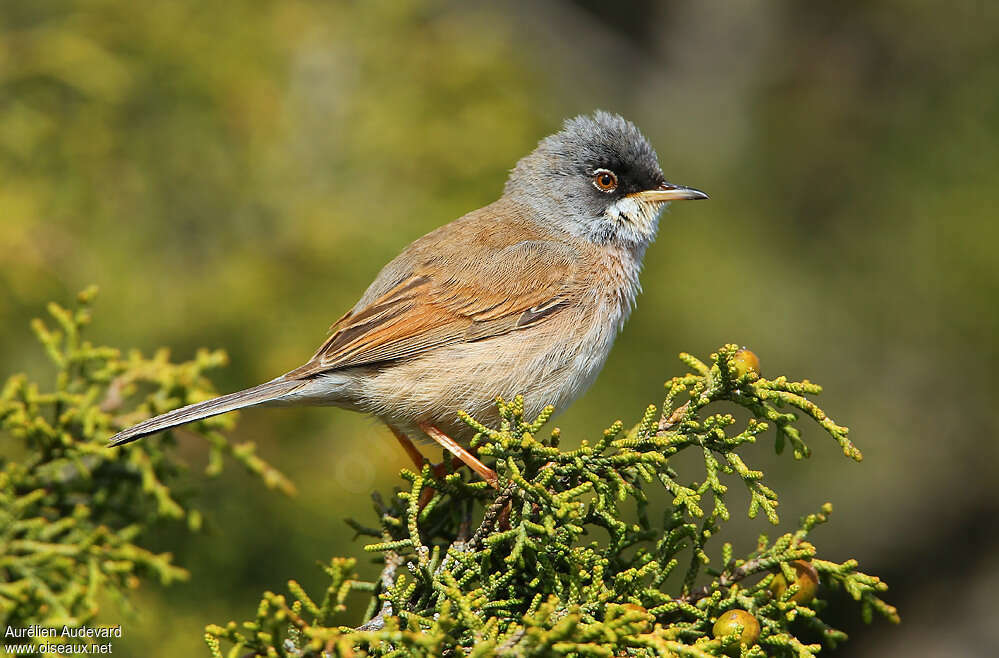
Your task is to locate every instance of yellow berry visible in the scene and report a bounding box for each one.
[713,609,760,646]
[770,559,819,604]
[731,348,761,380]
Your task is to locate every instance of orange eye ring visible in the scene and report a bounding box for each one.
[593,168,618,192]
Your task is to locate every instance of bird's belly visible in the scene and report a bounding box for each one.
[349,303,620,443]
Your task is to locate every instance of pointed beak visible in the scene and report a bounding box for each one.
[630,181,709,203]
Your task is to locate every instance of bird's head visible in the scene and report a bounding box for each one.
[505,111,707,248]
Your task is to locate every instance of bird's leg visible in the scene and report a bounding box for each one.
[388,425,462,475]
[388,425,427,471]
[387,425,462,508]
[419,423,499,489]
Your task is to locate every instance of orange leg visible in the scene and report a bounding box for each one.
[419,423,499,488]
[389,425,426,471]
[388,425,465,507]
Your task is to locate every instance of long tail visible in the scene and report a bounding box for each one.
[107,378,305,447]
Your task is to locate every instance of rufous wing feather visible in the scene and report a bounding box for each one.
[287,240,582,378]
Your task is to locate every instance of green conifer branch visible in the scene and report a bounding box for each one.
[206,344,898,656]
[0,289,293,652]
[0,293,898,655]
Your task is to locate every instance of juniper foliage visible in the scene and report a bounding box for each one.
[0,288,293,652]
[0,291,898,656]
[206,347,898,657]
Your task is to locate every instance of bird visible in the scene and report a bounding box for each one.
[108,111,708,486]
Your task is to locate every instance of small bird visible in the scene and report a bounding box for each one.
[109,112,707,485]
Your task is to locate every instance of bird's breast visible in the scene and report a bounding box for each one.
[348,246,644,443]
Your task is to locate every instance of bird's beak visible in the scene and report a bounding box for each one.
[630,181,709,203]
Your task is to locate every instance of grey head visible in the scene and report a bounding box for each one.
[504,111,707,248]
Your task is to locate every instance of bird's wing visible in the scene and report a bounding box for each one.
[287,238,581,377]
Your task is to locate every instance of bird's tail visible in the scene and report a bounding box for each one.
[107,378,305,447]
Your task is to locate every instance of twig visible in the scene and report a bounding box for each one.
[354,552,405,631]
[681,555,770,603]
[657,402,690,435]
[467,483,516,551]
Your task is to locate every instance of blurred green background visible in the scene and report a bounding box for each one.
[2,0,997,654]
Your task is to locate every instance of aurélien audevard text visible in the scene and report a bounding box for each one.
[4,625,122,654]
[5,625,121,639]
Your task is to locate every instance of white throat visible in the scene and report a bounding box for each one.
[603,196,668,244]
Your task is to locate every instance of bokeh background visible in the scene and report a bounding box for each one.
[2,0,997,654]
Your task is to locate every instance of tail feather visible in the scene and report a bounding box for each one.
[107,379,304,447]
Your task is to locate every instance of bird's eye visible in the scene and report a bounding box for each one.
[592,168,618,192]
